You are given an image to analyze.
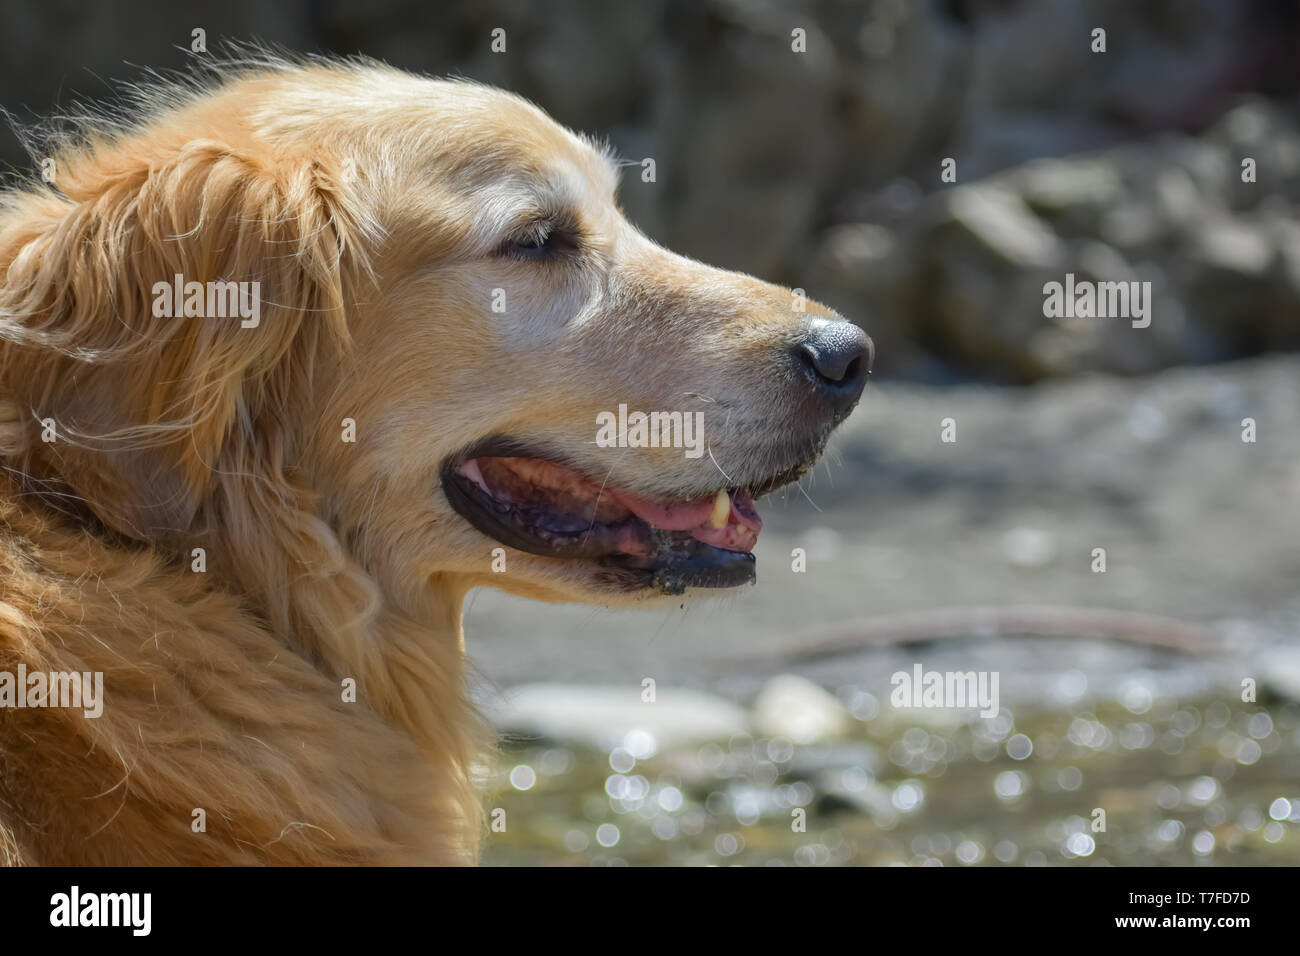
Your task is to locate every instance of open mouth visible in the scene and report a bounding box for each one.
[441,441,793,594]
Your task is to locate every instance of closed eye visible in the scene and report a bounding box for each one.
[499,217,581,261]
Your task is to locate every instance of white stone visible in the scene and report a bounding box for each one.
[753,674,850,745]
[487,683,748,752]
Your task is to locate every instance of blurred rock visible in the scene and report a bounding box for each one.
[788,741,884,777]
[753,674,851,744]
[816,100,1300,382]
[1261,650,1300,704]
[488,683,748,751]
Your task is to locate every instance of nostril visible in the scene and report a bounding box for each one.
[797,319,873,389]
[799,342,846,384]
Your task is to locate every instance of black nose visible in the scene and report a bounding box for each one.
[795,318,873,412]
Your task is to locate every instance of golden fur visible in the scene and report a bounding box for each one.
[0,55,856,864]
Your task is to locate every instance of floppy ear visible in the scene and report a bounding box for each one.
[0,135,365,541]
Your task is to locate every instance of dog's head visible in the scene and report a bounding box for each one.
[0,59,871,615]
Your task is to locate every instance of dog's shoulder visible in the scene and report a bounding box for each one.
[0,475,455,865]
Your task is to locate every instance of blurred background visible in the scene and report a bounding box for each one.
[3,0,1298,865]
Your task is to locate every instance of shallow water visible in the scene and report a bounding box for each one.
[481,692,1300,866]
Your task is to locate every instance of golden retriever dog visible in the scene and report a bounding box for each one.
[0,55,871,865]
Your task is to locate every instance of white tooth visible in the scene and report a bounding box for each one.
[708,489,730,529]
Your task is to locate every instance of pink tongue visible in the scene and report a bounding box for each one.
[611,488,762,552]
[610,491,716,531]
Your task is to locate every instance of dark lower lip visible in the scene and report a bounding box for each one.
[601,544,756,593]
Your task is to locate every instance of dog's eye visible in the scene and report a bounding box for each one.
[513,229,550,254]
[501,220,578,261]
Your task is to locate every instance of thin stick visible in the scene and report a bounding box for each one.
[715,604,1214,665]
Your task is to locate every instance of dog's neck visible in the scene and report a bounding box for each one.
[199,483,473,718]
[197,487,487,853]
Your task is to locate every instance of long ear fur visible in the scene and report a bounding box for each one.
[0,132,364,538]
